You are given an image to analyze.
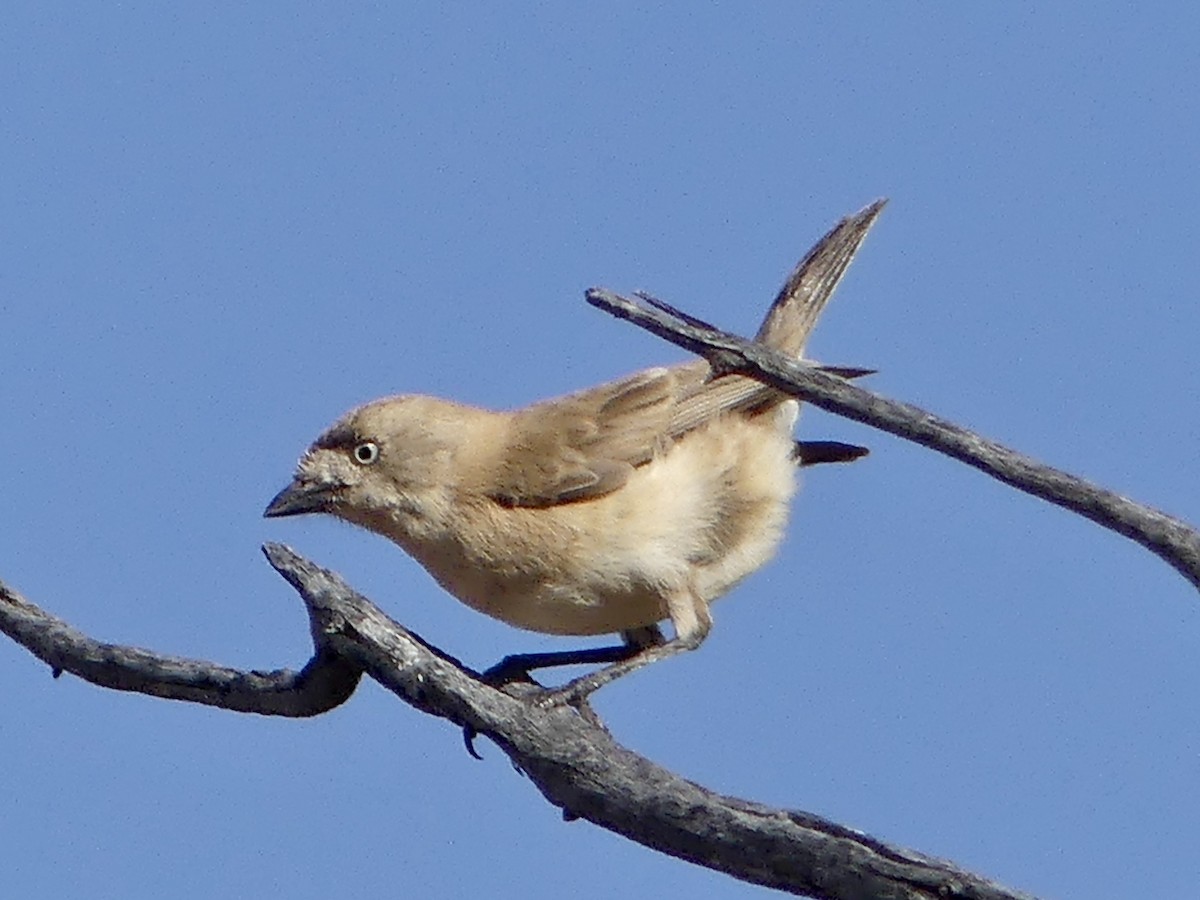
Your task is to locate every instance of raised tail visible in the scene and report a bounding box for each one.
[754,198,887,358]
[662,201,885,442]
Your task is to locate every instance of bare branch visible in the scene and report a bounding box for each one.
[584,291,1200,593]
[0,575,361,716]
[0,546,1037,899]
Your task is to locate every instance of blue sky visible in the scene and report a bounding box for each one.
[3,5,1198,898]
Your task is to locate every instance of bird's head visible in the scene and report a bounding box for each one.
[263,395,472,531]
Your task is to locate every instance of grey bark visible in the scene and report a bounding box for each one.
[0,545,1036,900]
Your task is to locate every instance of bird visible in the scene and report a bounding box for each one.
[264,203,881,701]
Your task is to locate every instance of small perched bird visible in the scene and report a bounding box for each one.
[265,204,880,699]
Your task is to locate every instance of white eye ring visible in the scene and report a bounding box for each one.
[352,441,380,465]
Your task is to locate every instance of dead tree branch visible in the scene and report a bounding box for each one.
[0,572,361,715]
[0,545,1035,900]
[584,290,1200,593]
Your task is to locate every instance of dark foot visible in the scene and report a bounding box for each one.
[480,644,643,687]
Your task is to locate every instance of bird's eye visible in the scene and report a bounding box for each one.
[352,441,380,465]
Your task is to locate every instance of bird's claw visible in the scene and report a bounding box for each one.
[462,724,485,760]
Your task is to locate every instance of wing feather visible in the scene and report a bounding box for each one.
[487,368,676,507]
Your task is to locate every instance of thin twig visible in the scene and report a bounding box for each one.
[585,288,1200,592]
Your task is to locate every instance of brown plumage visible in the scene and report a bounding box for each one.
[264,203,881,699]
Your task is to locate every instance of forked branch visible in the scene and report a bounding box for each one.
[0,545,1035,900]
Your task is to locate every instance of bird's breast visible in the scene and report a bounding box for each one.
[389,414,799,637]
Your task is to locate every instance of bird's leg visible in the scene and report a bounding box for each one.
[482,646,639,686]
[542,592,712,706]
[480,625,665,686]
[463,626,667,758]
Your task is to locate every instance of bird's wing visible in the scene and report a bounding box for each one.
[666,360,779,438]
[486,367,679,507]
[487,357,870,508]
[666,360,877,439]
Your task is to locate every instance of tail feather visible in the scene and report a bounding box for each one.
[663,200,886,442]
[793,440,870,467]
[754,199,887,357]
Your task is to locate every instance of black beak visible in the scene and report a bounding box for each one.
[263,480,337,518]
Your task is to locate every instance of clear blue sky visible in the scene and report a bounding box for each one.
[3,6,1198,899]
